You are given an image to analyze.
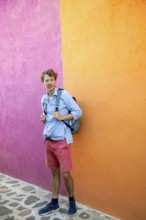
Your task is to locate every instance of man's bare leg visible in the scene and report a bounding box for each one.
[52,168,60,198]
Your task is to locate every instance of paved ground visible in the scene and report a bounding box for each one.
[0,173,120,220]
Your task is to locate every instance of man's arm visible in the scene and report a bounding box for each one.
[53,112,73,121]
[54,90,82,121]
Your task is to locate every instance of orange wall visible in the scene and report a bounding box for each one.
[60,1,146,220]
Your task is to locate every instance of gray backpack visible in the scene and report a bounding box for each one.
[55,88,81,134]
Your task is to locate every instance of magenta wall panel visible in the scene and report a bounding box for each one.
[0,0,64,191]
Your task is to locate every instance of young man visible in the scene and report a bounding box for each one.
[38,69,82,216]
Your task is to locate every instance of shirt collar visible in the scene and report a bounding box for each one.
[46,87,58,98]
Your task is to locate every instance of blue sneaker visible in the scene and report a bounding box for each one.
[68,200,77,215]
[38,202,59,216]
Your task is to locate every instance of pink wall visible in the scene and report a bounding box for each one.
[0,0,63,191]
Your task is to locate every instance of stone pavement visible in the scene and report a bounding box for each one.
[0,173,120,220]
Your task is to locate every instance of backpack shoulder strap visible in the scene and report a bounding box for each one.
[55,88,64,111]
[55,88,73,131]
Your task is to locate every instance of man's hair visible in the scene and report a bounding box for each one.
[40,69,58,82]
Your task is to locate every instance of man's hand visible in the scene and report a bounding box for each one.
[40,113,46,123]
[53,111,63,121]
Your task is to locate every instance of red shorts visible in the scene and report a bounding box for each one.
[45,139,72,172]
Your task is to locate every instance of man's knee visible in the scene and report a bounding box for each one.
[63,172,71,181]
[52,168,60,176]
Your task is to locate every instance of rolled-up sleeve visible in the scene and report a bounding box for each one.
[62,90,82,120]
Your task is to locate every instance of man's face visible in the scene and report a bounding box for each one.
[43,74,56,93]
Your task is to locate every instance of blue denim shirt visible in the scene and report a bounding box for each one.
[41,87,82,144]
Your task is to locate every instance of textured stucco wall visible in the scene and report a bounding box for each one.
[0,0,63,190]
[60,1,146,220]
